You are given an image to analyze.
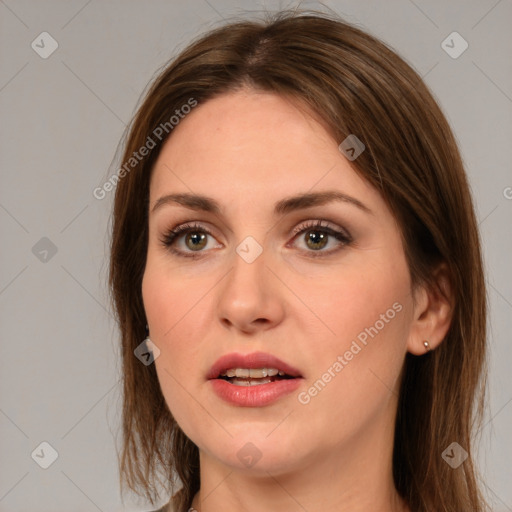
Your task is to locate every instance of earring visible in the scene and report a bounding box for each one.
[423,340,431,353]
[144,324,152,345]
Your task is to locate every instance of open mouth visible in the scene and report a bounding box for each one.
[207,352,303,388]
[208,355,303,406]
[218,372,297,387]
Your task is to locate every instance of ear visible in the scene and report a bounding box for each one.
[407,262,454,355]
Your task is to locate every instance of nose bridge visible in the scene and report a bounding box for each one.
[235,234,266,266]
[215,232,284,330]
[228,233,268,295]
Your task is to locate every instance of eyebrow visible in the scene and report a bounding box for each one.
[150,190,373,216]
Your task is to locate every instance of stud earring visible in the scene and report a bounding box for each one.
[144,324,152,344]
[423,340,431,353]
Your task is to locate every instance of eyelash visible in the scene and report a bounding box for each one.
[159,219,352,259]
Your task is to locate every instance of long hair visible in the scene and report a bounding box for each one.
[108,10,489,512]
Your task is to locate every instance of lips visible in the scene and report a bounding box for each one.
[207,351,303,380]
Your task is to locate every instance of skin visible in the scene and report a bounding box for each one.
[142,90,453,512]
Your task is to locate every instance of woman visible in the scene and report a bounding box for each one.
[109,10,489,512]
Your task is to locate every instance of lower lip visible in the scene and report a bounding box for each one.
[209,378,303,407]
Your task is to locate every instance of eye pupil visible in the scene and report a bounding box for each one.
[186,232,207,251]
[306,230,328,250]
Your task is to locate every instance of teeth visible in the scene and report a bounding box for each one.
[220,368,282,378]
[230,377,273,386]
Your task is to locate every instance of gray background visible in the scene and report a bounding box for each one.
[0,0,511,511]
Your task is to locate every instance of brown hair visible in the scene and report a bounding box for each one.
[108,9,489,512]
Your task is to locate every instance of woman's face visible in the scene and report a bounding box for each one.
[142,90,418,475]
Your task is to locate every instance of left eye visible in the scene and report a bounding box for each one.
[289,220,352,255]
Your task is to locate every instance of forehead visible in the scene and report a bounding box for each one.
[149,91,378,208]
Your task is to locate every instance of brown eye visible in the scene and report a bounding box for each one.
[304,230,329,250]
[160,222,221,259]
[184,232,208,251]
[290,219,352,257]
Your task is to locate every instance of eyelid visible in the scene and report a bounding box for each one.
[289,218,351,240]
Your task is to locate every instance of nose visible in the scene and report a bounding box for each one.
[216,241,285,334]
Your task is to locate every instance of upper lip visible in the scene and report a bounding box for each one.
[207,351,303,380]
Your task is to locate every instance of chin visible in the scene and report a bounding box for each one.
[202,431,306,475]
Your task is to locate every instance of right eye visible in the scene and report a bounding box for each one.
[160,222,222,258]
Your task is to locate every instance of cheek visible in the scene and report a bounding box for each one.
[141,257,218,390]
[142,254,213,343]
[142,263,211,432]
[295,257,411,416]
[298,260,410,354]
